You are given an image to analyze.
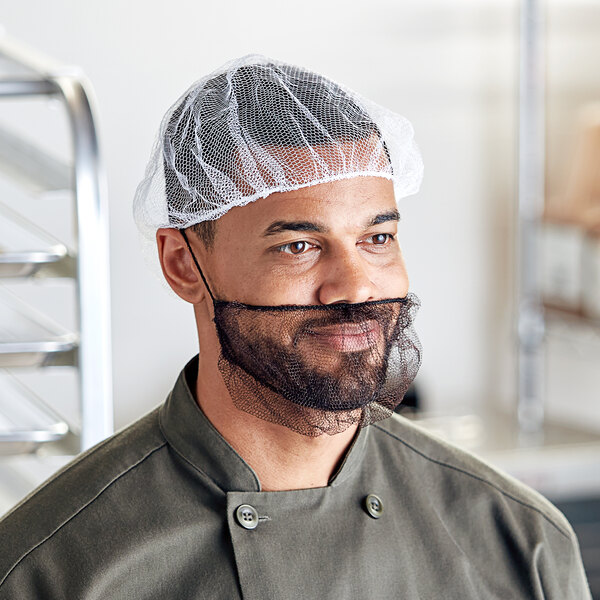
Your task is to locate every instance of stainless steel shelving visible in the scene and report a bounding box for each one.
[0,289,78,368]
[0,371,69,455]
[0,34,112,509]
[0,202,71,279]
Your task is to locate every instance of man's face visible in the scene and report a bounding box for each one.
[170,174,419,433]
[201,175,409,308]
[199,175,411,415]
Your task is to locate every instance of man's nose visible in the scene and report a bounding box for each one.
[317,249,377,305]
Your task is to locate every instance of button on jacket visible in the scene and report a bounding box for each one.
[0,357,591,599]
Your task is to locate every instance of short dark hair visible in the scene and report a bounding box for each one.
[189,220,217,249]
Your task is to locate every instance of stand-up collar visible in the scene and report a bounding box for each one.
[158,356,370,493]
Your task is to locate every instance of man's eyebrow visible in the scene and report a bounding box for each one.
[262,210,400,237]
[368,210,401,227]
[263,221,329,236]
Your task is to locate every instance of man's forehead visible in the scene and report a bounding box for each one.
[216,175,398,238]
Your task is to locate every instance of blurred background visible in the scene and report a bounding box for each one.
[0,0,599,592]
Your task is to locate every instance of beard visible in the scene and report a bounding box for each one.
[213,293,422,436]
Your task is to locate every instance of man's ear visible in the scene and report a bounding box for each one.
[156,228,208,303]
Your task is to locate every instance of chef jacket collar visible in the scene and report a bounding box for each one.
[158,355,370,493]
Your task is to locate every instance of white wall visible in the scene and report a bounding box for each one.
[1,0,598,432]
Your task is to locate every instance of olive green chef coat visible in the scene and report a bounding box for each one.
[0,357,591,599]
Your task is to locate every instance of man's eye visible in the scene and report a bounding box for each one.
[369,233,394,245]
[280,241,311,255]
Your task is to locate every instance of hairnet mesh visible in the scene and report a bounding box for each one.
[133,54,423,274]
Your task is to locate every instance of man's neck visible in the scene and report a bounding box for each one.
[195,360,358,492]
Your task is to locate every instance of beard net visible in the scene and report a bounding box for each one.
[133,54,423,278]
[213,294,422,437]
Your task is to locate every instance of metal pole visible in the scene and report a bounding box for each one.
[517,0,546,433]
[57,76,113,449]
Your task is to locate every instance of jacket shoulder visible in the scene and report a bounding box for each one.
[0,407,166,584]
[372,413,574,539]
[370,415,591,598]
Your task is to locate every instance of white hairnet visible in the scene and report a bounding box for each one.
[133,54,423,273]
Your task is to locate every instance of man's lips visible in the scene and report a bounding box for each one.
[303,320,381,352]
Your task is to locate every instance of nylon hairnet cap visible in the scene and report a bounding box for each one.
[133,54,423,272]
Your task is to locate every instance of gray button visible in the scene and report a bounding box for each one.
[235,504,259,530]
[364,494,384,519]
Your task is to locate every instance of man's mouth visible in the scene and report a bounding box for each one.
[303,320,381,352]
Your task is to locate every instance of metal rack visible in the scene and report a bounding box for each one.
[0,35,112,506]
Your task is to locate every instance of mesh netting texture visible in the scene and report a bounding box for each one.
[213,294,422,436]
[133,54,423,275]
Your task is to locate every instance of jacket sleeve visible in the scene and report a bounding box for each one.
[532,521,592,599]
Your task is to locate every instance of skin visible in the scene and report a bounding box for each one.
[157,175,409,491]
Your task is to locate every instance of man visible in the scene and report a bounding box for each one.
[0,55,591,598]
